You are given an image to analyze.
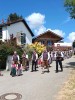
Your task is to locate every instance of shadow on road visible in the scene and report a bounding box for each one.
[63,62,75,70]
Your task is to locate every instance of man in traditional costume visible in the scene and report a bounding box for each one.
[41,49,50,74]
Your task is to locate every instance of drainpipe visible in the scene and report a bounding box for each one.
[6,26,7,41]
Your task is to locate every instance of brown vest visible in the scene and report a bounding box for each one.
[43,52,48,60]
[33,53,36,60]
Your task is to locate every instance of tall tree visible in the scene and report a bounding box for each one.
[7,13,23,22]
[72,40,75,55]
[72,40,75,48]
[64,0,75,19]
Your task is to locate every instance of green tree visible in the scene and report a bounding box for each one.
[0,41,23,69]
[72,40,75,55]
[72,40,75,48]
[7,13,23,22]
[64,0,75,19]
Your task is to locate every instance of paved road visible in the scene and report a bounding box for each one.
[0,56,75,100]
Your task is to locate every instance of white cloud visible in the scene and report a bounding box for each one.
[25,13,75,45]
[67,32,75,42]
[26,13,65,39]
[26,12,45,29]
[47,29,65,37]
[34,26,46,36]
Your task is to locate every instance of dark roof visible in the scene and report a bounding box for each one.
[33,30,63,40]
[0,19,34,36]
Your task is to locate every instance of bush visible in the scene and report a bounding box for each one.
[22,42,46,60]
[0,42,23,69]
[28,42,46,56]
[22,44,34,60]
[72,40,75,48]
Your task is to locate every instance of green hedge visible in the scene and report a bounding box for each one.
[0,42,23,69]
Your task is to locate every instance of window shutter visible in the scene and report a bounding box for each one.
[0,28,2,39]
[21,33,26,45]
[16,32,21,45]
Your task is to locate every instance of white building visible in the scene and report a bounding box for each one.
[0,19,34,45]
[54,42,72,47]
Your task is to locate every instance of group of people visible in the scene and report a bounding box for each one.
[31,48,73,74]
[10,50,30,77]
[38,49,64,74]
[10,51,22,77]
[10,48,73,76]
[10,49,50,76]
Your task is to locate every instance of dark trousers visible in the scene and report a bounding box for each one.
[56,60,63,72]
[32,60,37,71]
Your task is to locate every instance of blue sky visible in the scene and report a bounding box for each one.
[0,0,75,43]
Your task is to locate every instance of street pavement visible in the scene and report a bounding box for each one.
[0,56,75,100]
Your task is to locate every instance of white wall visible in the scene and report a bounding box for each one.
[2,27,9,41]
[2,22,33,44]
[54,42,72,47]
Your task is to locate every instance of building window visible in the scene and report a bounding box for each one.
[0,28,2,39]
[21,33,26,45]
[47,40,52,45]
[17,32,26,45]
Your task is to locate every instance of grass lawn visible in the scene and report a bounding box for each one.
[56,70,75,100]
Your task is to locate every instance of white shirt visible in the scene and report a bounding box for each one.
[54,52,64,58]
